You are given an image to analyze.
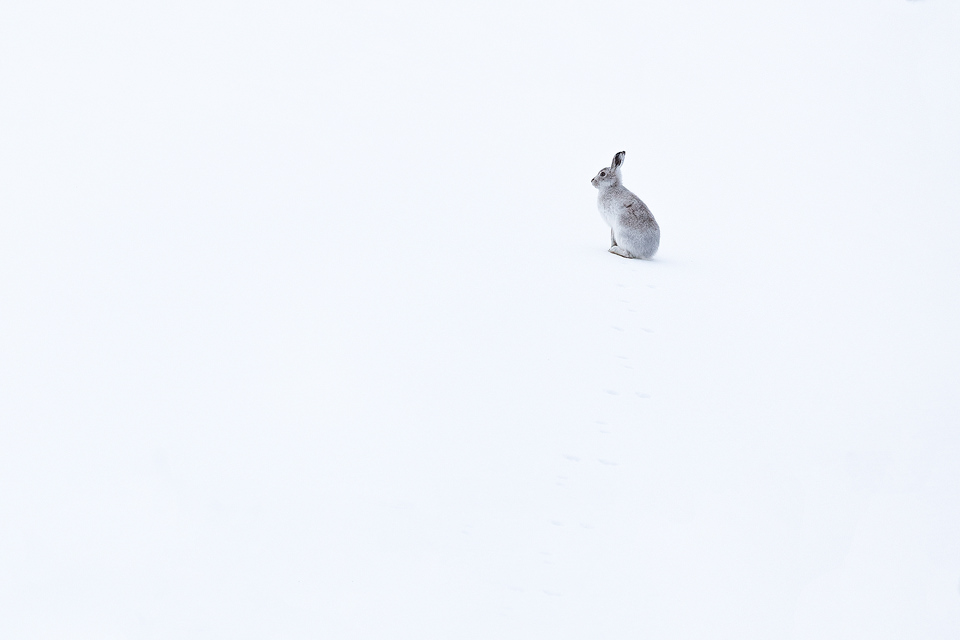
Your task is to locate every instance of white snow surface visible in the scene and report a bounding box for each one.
[2,1,960,638]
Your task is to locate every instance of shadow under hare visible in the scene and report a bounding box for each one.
[591,151,659,259]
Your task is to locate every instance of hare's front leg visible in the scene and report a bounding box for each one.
[609,229,632,257]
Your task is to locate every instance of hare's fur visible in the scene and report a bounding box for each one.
[591,151,659,259]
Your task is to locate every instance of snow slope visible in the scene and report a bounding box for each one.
[2,1,959,638]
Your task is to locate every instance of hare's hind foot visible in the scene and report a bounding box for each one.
[608,246,635,259]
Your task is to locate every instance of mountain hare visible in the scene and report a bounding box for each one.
[591,151,659,259]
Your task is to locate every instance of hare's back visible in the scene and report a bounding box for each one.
[626,195,654,221]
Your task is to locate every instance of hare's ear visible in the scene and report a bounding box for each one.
[611,151,626,170]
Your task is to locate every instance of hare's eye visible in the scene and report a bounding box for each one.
[600,171,606,177]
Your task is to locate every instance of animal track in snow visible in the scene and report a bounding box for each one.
[604,389,620,395]
[598,459,619,466]
[635,392,651,399]
[564,455,581,462]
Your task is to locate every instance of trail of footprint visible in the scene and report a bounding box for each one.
[556,267,655,567]
[557,283,642,556]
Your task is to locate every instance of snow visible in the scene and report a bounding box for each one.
[1,0,959,638]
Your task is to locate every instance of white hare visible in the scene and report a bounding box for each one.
[591,151,660,259]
